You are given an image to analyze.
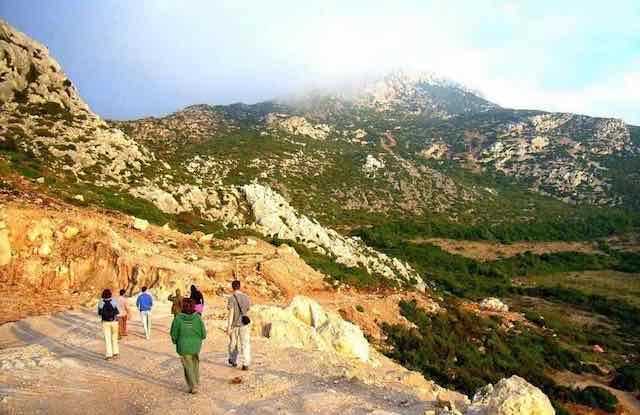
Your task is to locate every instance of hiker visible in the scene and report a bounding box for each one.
[97,289,120,360]
[170,298,207,394]
[168,288,183,316]
[190,285,204,315]
[115,288,131,339]
[226,280,251,370]
[136,286,153,339]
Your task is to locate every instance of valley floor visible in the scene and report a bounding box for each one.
[0,299,462,415]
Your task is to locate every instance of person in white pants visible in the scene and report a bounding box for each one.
[226,280,251,370]
[136,286,154,340]
[97,289,120,360]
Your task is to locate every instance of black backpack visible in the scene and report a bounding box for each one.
[101,299,118,322]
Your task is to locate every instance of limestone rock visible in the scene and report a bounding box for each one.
[467,375,554,415]
[241,183,423,287]
[285,296,327,328]
[133,218,149,231]
[38,242,52,257]
[73,195,85,202]
[479,298,509,312]
[63,225,80,239]
[317,314,370,362]
[253,296,370,362]
[362,154,385,176]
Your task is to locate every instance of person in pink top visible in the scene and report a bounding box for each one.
[115,289,131,339]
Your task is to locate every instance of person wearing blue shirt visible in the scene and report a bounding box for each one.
[136,286,154,340]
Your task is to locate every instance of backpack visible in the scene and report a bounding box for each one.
[101,299,117,322]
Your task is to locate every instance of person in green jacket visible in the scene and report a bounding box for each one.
[170,298,207,394]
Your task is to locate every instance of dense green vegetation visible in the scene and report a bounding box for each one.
[353,211,639,244]
[382,299,613,413]
[562,386,618,413]
[612,363,640,392]
[355,229,640,298]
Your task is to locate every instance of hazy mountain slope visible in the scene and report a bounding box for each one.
[0,19,423,288]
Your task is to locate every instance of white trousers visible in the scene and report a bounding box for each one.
[228,324,251,366]
[102,321,119,357]
[140,310,151,339]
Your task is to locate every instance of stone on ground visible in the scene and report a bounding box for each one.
[467,375,554,415]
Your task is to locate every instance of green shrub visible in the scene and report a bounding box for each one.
[563,386,618,413]
[383,300,583,396]
[612,364,640,392]
[356,304,365,313]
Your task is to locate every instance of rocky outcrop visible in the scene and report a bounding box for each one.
[241,183,424,287]
[362,155,385,177]
[479,298,509,312]
[265,113,332,140]
[0,20,86,111]
[252,296,370,362]
[0,19,156,187]
[467,376,554,415]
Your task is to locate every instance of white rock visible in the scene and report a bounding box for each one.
[253,297,370,362]
[286,296,328,328]
[318,314,370,362]
[36,177,45,184]
[73,194,85,202]
[38,242,52,257]
[133,218,149,231]
[479,298,509,312]
[63,225,80,239]
[467,376,554,415]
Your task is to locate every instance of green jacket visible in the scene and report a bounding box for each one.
[170,313,207,355]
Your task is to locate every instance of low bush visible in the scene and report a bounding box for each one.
[562,386,618,413]
[611,364,640,392]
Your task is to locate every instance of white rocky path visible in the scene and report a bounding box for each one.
[0,297,454,415]
[0,296,554,415]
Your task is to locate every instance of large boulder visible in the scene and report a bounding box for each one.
[252,296,370,362]
[133,218,150,231]
[317,314,370,362]
[467,375,554,415]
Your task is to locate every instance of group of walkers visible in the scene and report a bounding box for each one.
[97,281,252,394]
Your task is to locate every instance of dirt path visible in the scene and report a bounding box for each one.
[0,299,458,415]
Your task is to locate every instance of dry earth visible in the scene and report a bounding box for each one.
[0,299,465,415]
[420,238,603,261]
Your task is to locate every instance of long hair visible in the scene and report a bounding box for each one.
[182,298,196,315]
[101,289,112,299]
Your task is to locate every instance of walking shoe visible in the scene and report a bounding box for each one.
[113,354,119,359]
[228,359,237,367]
[105,356,112,360]
[241,365,249,371]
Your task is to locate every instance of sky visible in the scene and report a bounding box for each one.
[1,0,639,124]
